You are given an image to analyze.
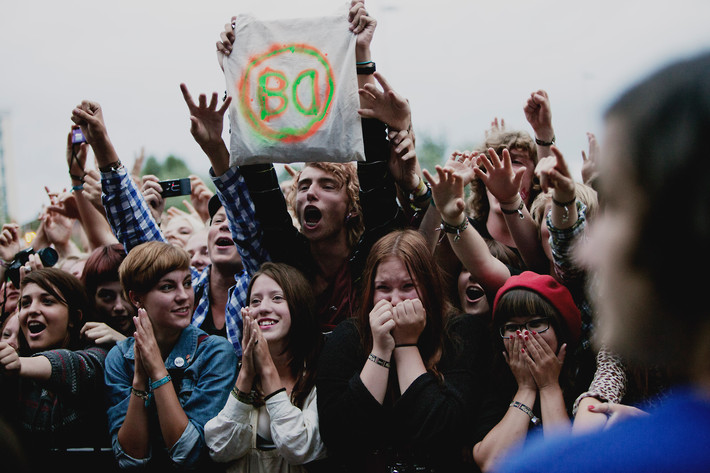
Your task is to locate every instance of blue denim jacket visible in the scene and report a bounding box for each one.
[104,325,238,469]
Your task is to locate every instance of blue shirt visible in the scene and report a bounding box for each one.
[102,165,269,356]
[104,325,238,469]
[494,386,710,473]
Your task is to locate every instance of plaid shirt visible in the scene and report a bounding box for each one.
[102,165,269,356]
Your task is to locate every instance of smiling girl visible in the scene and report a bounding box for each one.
[0,268,110,469]
[104,241,238,470]
[204,262,327,472]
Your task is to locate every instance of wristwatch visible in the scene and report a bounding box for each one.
[99,160,123,173]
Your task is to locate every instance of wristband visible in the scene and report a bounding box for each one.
[552,196,577,223]
[72,184,84,192]
[99,160,123,173]
[264,387,287,401]
[150,374,172,391]
[69,172,86,183]
[501,198,524,219]
[439,217,469,242]
[368,353,391,369]
[130,387,150,401]
[535,135,555,146]
[394,343,417,348]
[510,400,540,425]
[357,61,376,75]
[231,387,255,405]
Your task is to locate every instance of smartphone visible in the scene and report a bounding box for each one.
[159,178,191,197]
[71,126,87,144]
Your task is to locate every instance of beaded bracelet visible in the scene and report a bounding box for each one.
[131,387,150,401]
[231,387,256,405]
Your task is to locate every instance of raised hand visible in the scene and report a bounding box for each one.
[216,16,236,71]
[348,0,377,55]
[67,127,89,182]
[581,132,600,186]
[535,146,575,196]
[141,175,166,224]
[189,175,214,223]
[0,224,22,263]
[82,170,104,214]
[523,90,554,143]
[358,72,411,132]
[443,150,478,186]
[423,166,466,224]
[474,148,525,205]
[180,84,231,151]
[391,298,426,346]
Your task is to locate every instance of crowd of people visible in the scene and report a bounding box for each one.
[1,1,709,472]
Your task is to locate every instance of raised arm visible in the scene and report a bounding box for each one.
[475,148,549,273]
[424,165,510,298]
[71,101,165,251]
[524,89,556,159]
[180,83,270,278]
[62,127,119,249]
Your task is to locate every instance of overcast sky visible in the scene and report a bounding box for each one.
[2,0,710,224]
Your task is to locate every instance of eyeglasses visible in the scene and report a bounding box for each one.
[499,317,551,338]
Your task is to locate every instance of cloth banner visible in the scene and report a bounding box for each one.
[224,12,364,166]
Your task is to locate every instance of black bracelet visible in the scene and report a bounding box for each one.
[395,343,417,348]
[264,387,287,401]
[510,400,540,425]
[368,353,391,369]
[357,61,376,75]
[501,199,525,219]
[552,196,577,223]
[535,135,555,146]
[440,217,469,242]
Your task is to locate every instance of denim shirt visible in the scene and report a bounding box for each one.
[104,325,238,469]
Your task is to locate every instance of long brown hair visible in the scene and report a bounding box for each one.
[358,230,451,371]
[247,262,321,409]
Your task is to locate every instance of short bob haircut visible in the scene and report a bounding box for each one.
[287,161,364,249]
[247,262,320,409]
[20,268,91,351]
[357,229,451,370]
[81,243,127,300]
[118,241,191,299]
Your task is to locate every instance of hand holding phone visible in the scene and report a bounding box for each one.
[159,178,191,198]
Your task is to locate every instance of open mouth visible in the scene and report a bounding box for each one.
[465,285,485,303]
[215,237,234,248]
[257,319,277,328]
[303,206,322,229]
[27,321,46,335]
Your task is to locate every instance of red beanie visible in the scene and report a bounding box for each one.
[493,271,581,344]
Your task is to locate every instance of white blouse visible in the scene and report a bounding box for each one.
[204,386,327,472]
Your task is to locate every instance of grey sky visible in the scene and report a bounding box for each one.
[2,0,710,224]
